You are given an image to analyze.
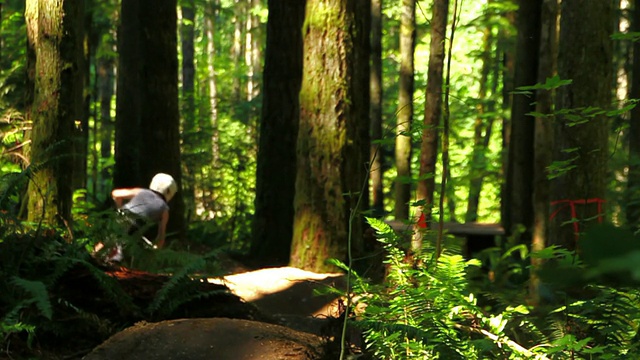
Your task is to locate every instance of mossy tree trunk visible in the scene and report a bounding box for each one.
[251,0,306,266]
[115,0,184,241]
[291,0,370,273]
[550,0,613,250]
[26,0,84,227]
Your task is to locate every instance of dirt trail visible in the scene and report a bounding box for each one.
[83,267,350,360]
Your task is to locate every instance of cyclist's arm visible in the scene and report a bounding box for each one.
[155,210,169,249]
[111,188,143,208]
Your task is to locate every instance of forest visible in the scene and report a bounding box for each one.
[2,0,640,359]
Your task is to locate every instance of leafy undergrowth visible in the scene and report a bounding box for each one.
[0,223,268,359]
[338,219,640,359]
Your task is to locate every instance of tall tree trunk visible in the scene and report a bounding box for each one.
[550,0,613,250]
[0,3,2,60]
[205,3,220,170]
[370,0,384,217]
[115,0,143,187]
[26,0,84,227]
[626,0,640,230]
[394,0,415,222]
[245,0,261,126]
[75,4,92,192]
[500,10,516,229]
[231,0,244,106]
[530,0,557,307]
[23,0,37,181]
[98,58,114,199]
[115,0,185,241]
[291,0,370,272]
[181,0,196,217]
[251,0,306,266]
[414,0,448,247]
[503,0,541,244]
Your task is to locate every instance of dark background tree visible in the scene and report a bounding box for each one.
[530,0,557,306]
[502,0,541,244]
[180,0,197,216]
[369,0,384,218]
[250,0,306,266]
[114,0,185,241]
[626,0,640,230]
[549,0,613,249]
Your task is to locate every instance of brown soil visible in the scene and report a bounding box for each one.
[83,318,327,360]
[80,266,354,360]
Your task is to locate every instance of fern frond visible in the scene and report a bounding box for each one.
[147,256,206,315]
[356,319,433,343]
[10,276,52,320]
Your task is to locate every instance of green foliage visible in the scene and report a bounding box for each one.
[351,218,544,359]
[0,180,231,356]
[344,219,640,359]
[10,277,52,320]
[0,1,27,110]
[146,249,226,318]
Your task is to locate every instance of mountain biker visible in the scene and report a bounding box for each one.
[97,173,178,262]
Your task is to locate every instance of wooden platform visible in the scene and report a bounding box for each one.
[384,220,505,257]
[385,220,504,236]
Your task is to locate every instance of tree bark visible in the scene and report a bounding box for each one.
[180,0,196,216]
[251,0,306,266]
[205,2,220,169]
[231,0,244,106]
[369,0,384,217]
[499,10,516,229]
[503,0,541,244]
[75,4,92,193]
[394,0,415,222]
[530,0,557,307]
[291,0,370,272]
[550,0,613,250]
[115,0,143,187]
[626,0,640,230]
[245,0,261,130]
[98,57,114,200]
[115,0,184,241]
[415,0,448,245]
[26,0,84,227]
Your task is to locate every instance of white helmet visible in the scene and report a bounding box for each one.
[149,173,178,201]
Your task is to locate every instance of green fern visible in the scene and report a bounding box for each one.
[147,256,207,316]
[354,217,552,359]
[10,276,52,320]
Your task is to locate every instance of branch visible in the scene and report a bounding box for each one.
[453,323,550,359]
